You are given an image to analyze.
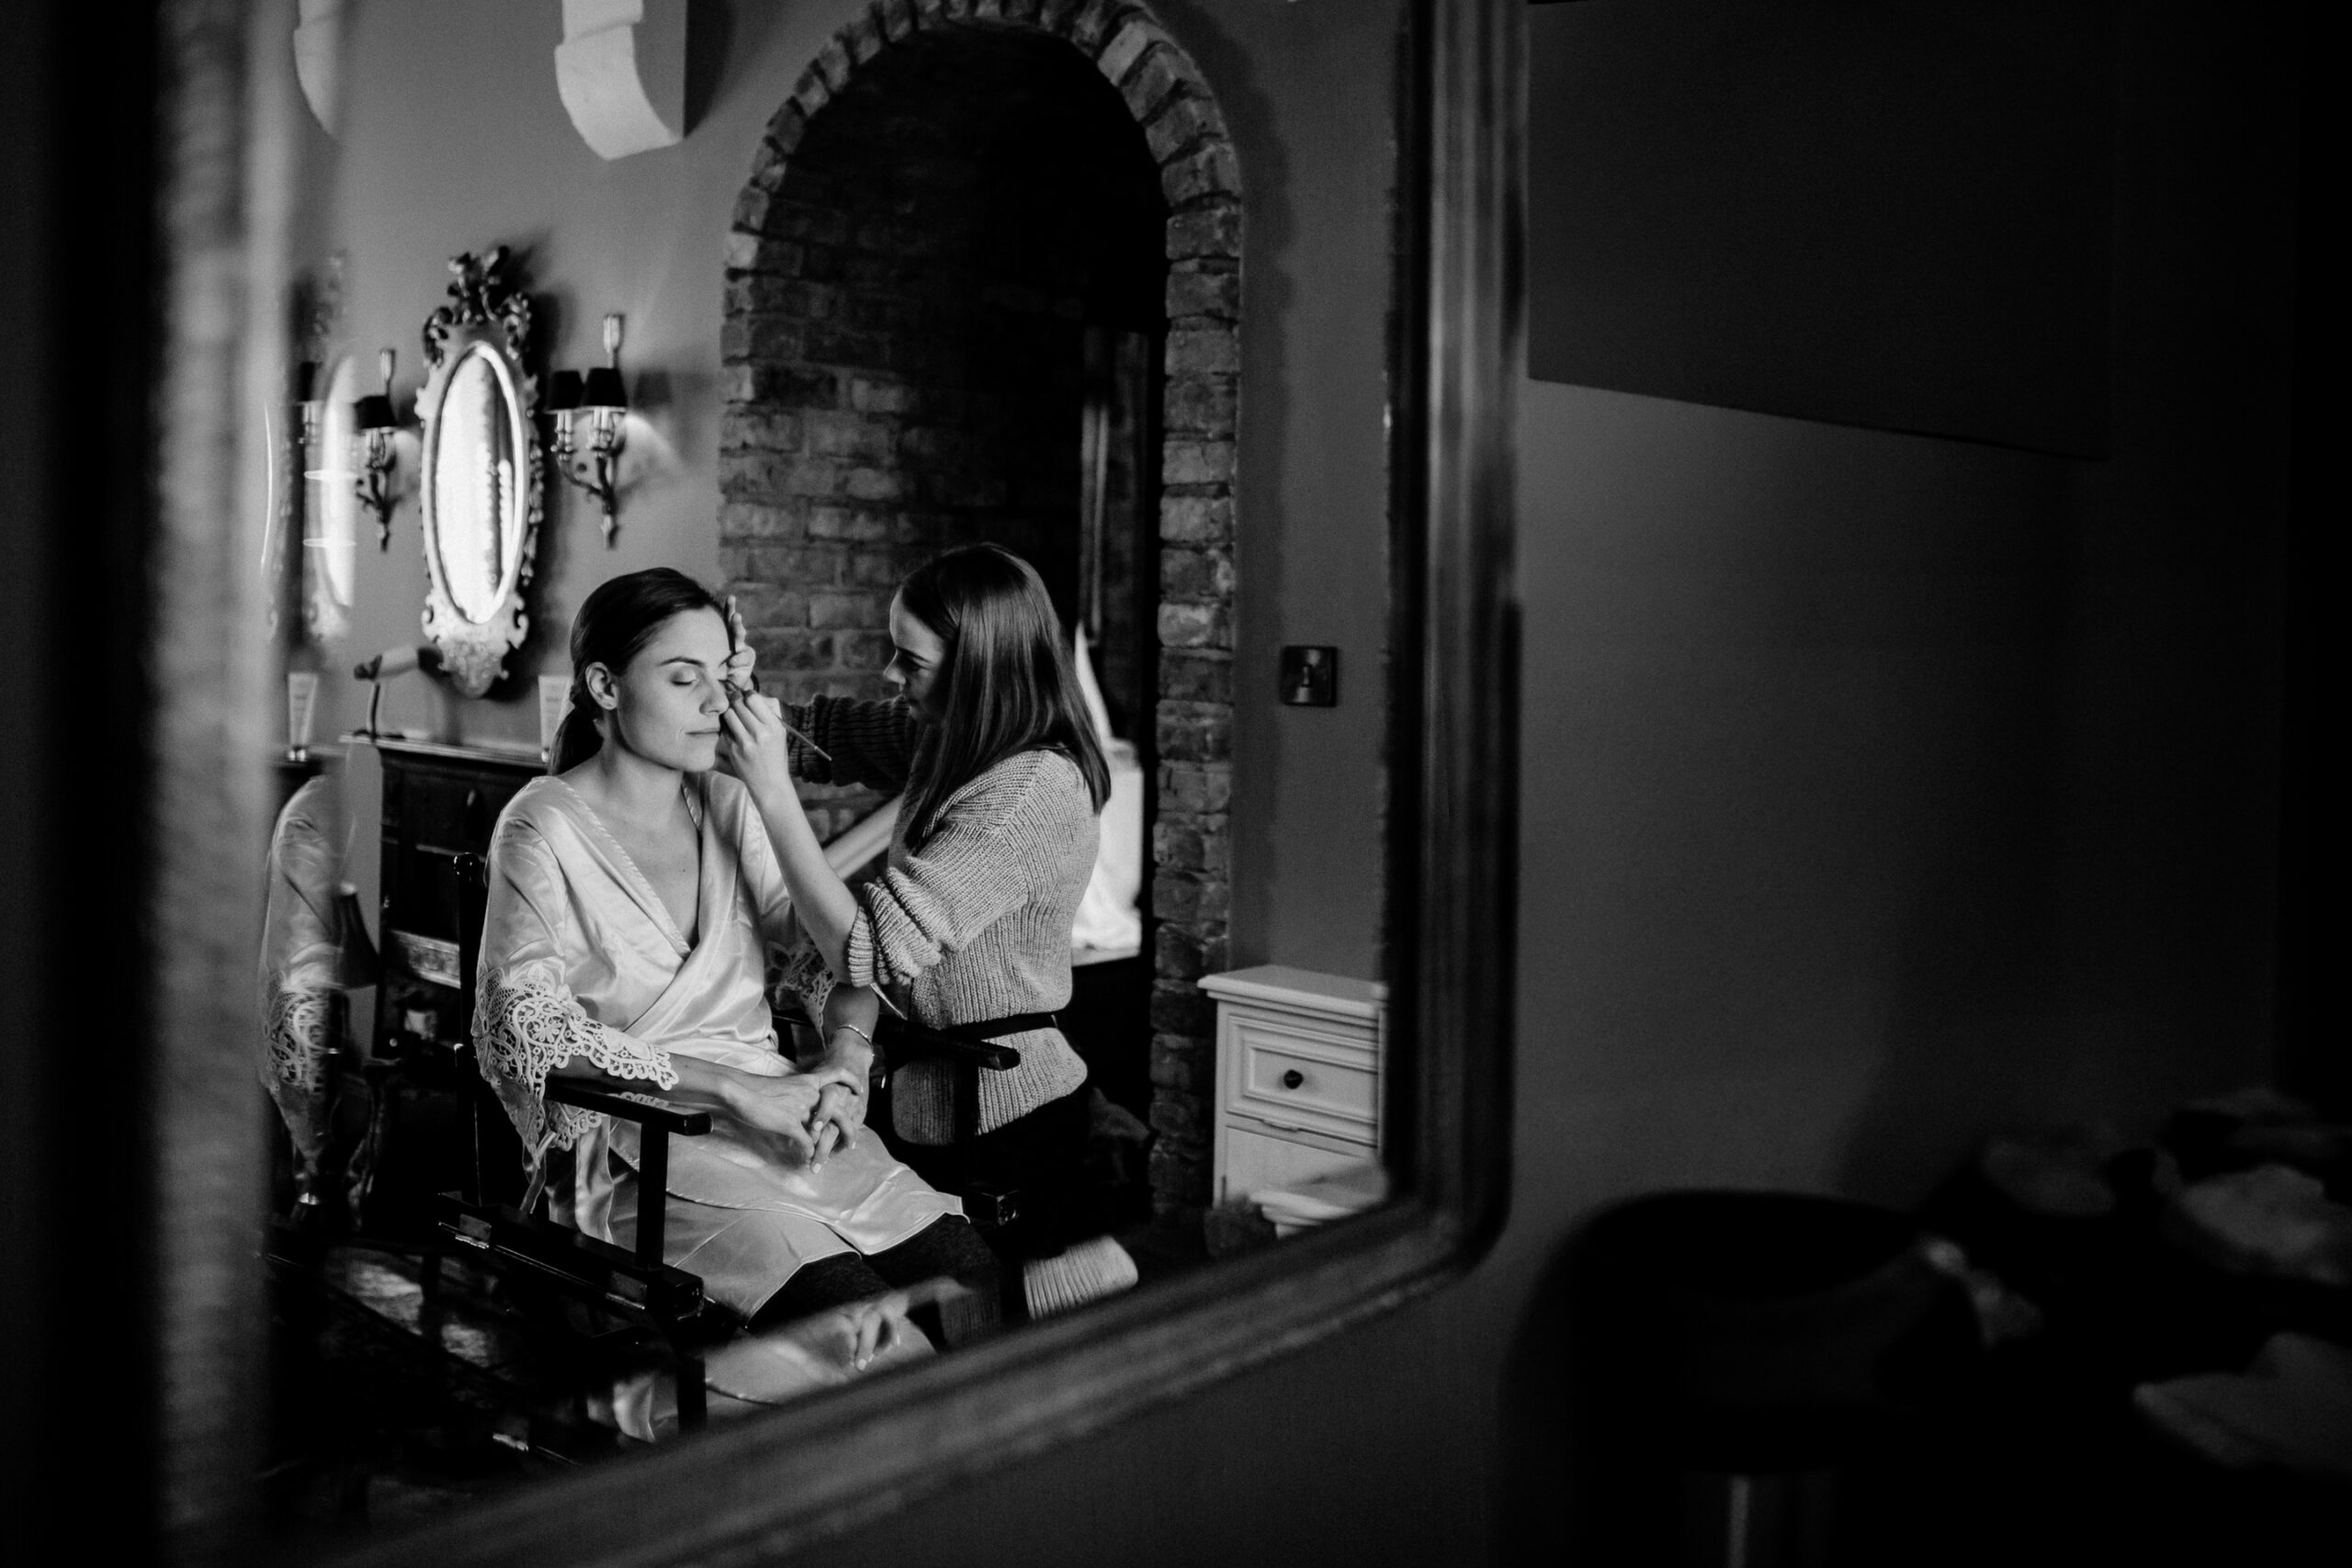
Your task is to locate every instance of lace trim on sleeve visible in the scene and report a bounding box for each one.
[771,940,837,1029]
[474,970,679,1156]
[265,985,337,1092]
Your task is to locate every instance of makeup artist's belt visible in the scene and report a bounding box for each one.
[874,1011,1056,1143]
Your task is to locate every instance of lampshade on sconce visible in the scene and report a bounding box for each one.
[545,369,582,413]
[580,367,628,412]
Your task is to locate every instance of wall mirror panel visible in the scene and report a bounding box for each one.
[150,0,1515,1562]
[428,346,523,621]
[305,355,361,641]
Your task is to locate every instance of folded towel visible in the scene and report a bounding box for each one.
[1253,1160,1389,1231]
[2164,1163,2352,1287]
[2134,1333,2352,1476]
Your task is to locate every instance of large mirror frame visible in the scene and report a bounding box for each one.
[134,0,1521,1560]
[416,246,542,697]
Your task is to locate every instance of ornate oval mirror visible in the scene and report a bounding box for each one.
[418,247,541,695]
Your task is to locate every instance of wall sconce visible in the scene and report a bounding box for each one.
[351,346,401,550]
[292,359,323,448]
[549,312,628,546]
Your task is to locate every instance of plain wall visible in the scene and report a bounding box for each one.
[1528,0,2116,456]
[308,0,1396,983]
[782,2,2299,1562]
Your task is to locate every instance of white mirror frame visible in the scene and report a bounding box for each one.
[417,247,542,697]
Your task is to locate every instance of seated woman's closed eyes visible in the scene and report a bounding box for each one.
[471,569,994,1366]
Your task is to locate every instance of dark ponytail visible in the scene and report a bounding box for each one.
[549,568,727,774]
[548,686,604,776]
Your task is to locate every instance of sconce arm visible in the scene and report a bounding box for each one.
[550,416,625,545]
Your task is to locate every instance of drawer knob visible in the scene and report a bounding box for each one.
[1280,1068,1305,1090]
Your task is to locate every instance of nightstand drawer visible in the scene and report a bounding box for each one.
[1229,1016,1378,1137]
[1218,1121,1371,1203]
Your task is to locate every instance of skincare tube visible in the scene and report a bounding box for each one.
[286,671,320,761]
[538,673,571,762]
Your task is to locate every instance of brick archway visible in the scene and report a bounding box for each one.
[720,0,1239,1212]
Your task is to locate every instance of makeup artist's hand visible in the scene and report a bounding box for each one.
[722,596,757,695]
[718,689,797,803]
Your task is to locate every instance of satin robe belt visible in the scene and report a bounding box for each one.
[607,1037,962,1258]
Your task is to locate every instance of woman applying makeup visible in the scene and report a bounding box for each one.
[720,545,1134,1302]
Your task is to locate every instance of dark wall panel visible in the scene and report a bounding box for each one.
[1530,0,2113,456]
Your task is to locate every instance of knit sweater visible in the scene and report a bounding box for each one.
[789,696,1098,1143]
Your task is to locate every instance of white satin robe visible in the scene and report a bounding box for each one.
[472,773,959,1318]
[259,773,343,1161]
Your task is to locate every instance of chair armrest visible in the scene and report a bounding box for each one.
[541,1079,708,1269]
[544,1078,712,1136]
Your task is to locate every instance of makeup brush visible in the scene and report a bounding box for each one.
[724,595,832,760]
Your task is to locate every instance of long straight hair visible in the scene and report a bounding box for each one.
[899,545,1111,846]
[550,568,727,774]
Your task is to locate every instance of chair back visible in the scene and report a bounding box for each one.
[453,851,491,999]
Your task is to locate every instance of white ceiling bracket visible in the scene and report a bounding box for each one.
[555,0,690,161]
[293,0,345,135]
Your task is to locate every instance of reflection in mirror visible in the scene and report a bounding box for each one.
[429,347,518,625]
[302,356,360,639]
[238,1,1412,1556]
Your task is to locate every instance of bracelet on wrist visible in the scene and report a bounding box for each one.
[831,1021,873,1050]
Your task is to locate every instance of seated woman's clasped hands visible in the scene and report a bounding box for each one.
[713,1052,864,1168]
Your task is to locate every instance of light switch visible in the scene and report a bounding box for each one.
[1279,646,1338,706]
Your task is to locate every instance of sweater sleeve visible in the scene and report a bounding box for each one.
[842,752,1067,994]
[788,695,925,793]
[471,817,679,1162]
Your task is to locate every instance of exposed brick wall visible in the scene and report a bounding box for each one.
[724,0,1240,1215]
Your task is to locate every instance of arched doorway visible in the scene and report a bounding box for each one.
[719,4,1241,1216]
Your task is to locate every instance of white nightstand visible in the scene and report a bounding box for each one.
[1201,964,1386,1203]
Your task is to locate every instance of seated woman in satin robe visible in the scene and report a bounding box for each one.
[472,568,995,1348]
[258,771,348,1214]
